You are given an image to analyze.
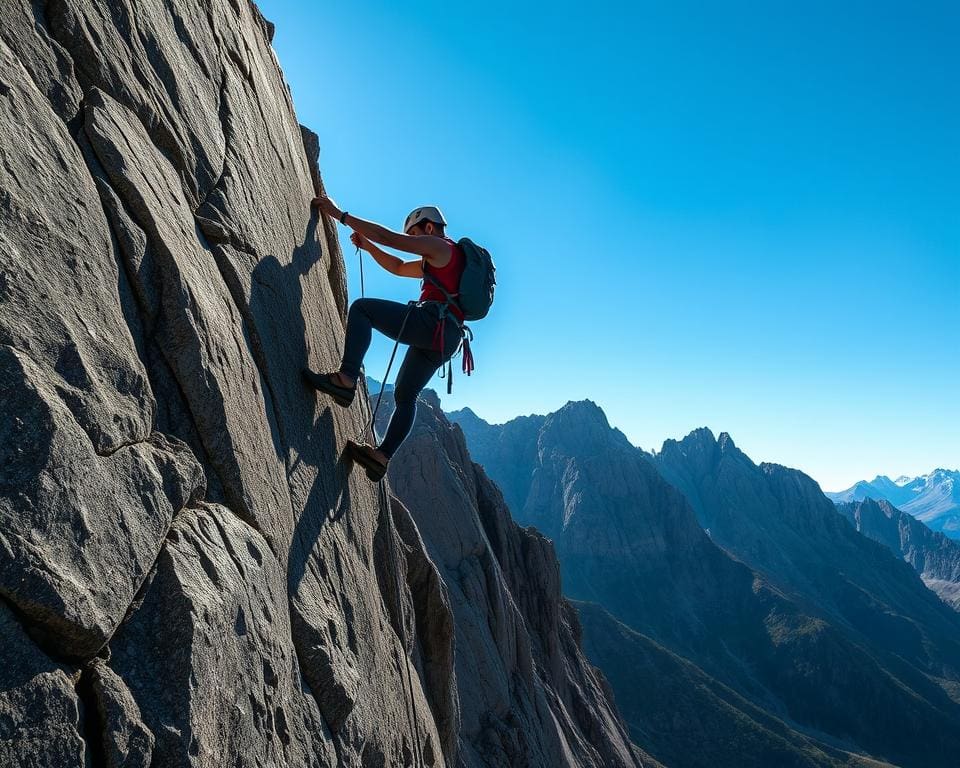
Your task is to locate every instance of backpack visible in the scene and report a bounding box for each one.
[422,238,496,321]
[454,238,496,321]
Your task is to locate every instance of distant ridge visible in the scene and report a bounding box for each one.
[827,470,960,538]
[837,498,960,609]
[451,404,960,768]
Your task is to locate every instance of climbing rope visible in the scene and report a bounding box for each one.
[376,480,425,767]
[352,245,423,765]
[357,244,365,299]
[362,302,415,446]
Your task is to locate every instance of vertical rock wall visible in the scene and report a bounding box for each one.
[0,1,441,765]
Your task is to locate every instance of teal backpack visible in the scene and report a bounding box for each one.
[454,238,496,321]
[423,238,496,321]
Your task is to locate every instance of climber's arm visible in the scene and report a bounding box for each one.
[312,195,449,263]
[396,258,426,279]
[346,213,448,263]
[360,237,423,279]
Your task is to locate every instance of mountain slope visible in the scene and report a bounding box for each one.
[654,429,960,669]
[837,498,960,610]
[383,393,653,768]
[453,404,960,768]
[575,601,895,768]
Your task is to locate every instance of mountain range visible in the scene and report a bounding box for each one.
[827,471,960,537]
[450,404,960,768]
[4,0,957,765]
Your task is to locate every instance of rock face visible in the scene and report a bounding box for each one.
[452,403,960,768]
[382,393,653,768]
[0,601,86,767]
[0,2,641,766]
[837,498,960,610]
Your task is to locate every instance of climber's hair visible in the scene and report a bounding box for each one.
[409,220,445,237]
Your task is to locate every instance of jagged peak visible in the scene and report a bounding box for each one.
[538,399,634,456]
[419,387,442,410]
[557,398,608,421]
[873,498,899,516]
[759,461,816,482]
[547,400,611,430]
[660,426,744,465]
[683,426,717,446]
[541,400,614,436]
[447,405,482,422]
[717,431,737,452]
[670,427,742,459]
[842,496,902,519]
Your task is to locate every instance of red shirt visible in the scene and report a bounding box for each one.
[420,238,465,321]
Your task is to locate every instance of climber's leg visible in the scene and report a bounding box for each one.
[303,298,416,406]
[376,346,442,459]
[339,298,418,381]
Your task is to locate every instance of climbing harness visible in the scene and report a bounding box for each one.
[421,268,474,395]
[429,302,472,396]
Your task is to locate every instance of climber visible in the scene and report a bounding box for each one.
[303,195,465,482]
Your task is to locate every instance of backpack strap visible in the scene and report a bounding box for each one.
[422,265,463,312]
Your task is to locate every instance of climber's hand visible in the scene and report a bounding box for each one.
[350,231,371,252]
[311,194,341,219]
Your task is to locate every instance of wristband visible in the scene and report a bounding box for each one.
[339,211,349,224]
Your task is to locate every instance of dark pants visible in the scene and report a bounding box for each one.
[340,298,460,457]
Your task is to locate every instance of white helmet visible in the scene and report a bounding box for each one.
[403,205,447,233]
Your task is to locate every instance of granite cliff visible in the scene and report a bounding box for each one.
[0,2,639,765]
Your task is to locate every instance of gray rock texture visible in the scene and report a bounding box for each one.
[0,2,640,766]
[86,659,154,768]
[0,600,86,767]
[382,392,653,768]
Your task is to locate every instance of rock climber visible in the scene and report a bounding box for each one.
[304,195,465,482]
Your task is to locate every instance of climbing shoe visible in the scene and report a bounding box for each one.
[346,440,389,482]
[302,369,355,407]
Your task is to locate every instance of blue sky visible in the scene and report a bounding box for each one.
[259,0,959,490]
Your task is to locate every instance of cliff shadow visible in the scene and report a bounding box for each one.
[248,210,356,595]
